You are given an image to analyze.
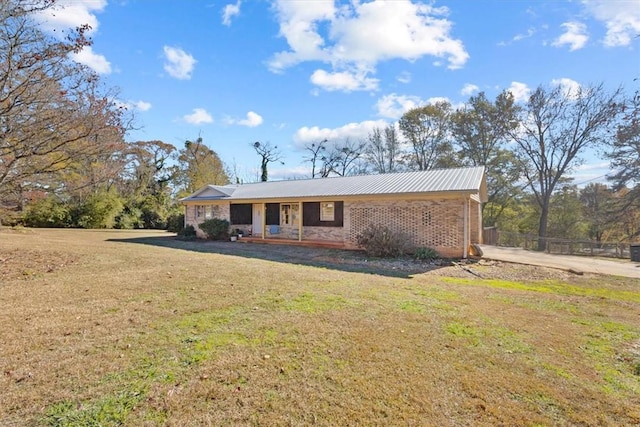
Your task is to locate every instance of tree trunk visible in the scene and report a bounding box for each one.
[537,202,549,251]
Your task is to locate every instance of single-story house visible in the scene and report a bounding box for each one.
[180,166,487,258]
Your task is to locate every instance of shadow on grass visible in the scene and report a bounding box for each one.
[106,235,449,279]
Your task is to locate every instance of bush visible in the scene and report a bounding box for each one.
[166,213,185,233]
[23,196,70,228]
[414,247,439,261]
[0,208,22,227]
[115,206,144,229]
[356,224,412,258]
[199,218,230,240]
[74,190,124,229]
[178,224,196,239]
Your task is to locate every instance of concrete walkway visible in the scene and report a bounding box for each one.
[479,245,640,279]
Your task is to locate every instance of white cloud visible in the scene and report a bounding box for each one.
[513,27,536,42]
[33,1,111,73]
[375,93,424,119]
[269,0,468,93]
[552,22,589,51]
[582,0,640,47]
[133,100,152,112]
[115,99,152,112]
[226,111,264,127]
[34,0,106,35]
[222,1,241,26]
[70,46,111,74]
[293,119,389,147]
[460,83,479,96]
[310,68,379,92]
[163,46,197,80]
[183,108,213,124]
[507,82,531,103]
[397,72,412,84]
[551,78,581,99]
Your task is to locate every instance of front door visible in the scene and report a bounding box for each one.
[252,204,262,236]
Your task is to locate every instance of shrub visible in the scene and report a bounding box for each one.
[74,190,124,229]
[23,196,70,228]
[166,213,185,233]
[356,224,412,258]
[199,218,230,240]
[414,247,439,261]
[0,208,22,227]
[178,224,197,239]
[115,206,144,229]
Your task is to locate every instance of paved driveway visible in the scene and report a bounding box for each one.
[480,245,640,279]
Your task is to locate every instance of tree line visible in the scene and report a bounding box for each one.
[1,1,638,249]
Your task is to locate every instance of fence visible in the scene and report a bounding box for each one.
[483,227,632,259]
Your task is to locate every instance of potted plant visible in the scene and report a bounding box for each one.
[230,230,239,242]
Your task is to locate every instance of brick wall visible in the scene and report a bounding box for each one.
[184,202,230,238]
[266,225,299,239]
[470,199,480,243]
[302,226,345,242]
[345,198,467,257]
[184,197,481,258]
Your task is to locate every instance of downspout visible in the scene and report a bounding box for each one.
[463,199,469,259]
[298,202,303,241]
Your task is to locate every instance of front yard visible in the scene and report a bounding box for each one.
[1,228,638,425]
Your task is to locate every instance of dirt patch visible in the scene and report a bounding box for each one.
[188,239,580,282]
[0,248,77,281]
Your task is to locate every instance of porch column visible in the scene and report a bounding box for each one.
[261,203,266,239]
[463,199,469,258]
[298,202,303,241]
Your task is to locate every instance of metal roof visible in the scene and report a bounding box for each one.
[181,166,486,202]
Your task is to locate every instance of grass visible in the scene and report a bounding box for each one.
[1,228,639,426]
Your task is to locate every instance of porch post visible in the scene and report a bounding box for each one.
[463,199,469,258]
[261,203,266,239]
[298,202,303,241]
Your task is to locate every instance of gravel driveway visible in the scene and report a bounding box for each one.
[480,245,640,279]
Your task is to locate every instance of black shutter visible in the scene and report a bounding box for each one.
[302,201,343,227]
[265,203,280,225]
[230,204,252,224]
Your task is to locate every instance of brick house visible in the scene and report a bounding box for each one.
[180,166,487,258]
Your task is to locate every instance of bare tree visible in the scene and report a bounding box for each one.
[508,83,624,250]
[303,139,327,178]
[607,87,639,192]
[252,141,283,182]
[365,125,403,173]
[324,138,367,177]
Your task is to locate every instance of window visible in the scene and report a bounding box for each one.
[320,202,335,221]
[280,203,299,226]
[196,205,215,219]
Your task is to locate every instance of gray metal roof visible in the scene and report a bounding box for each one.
[181,166,486,202]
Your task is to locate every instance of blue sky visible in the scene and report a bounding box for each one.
[35,0,640,184]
